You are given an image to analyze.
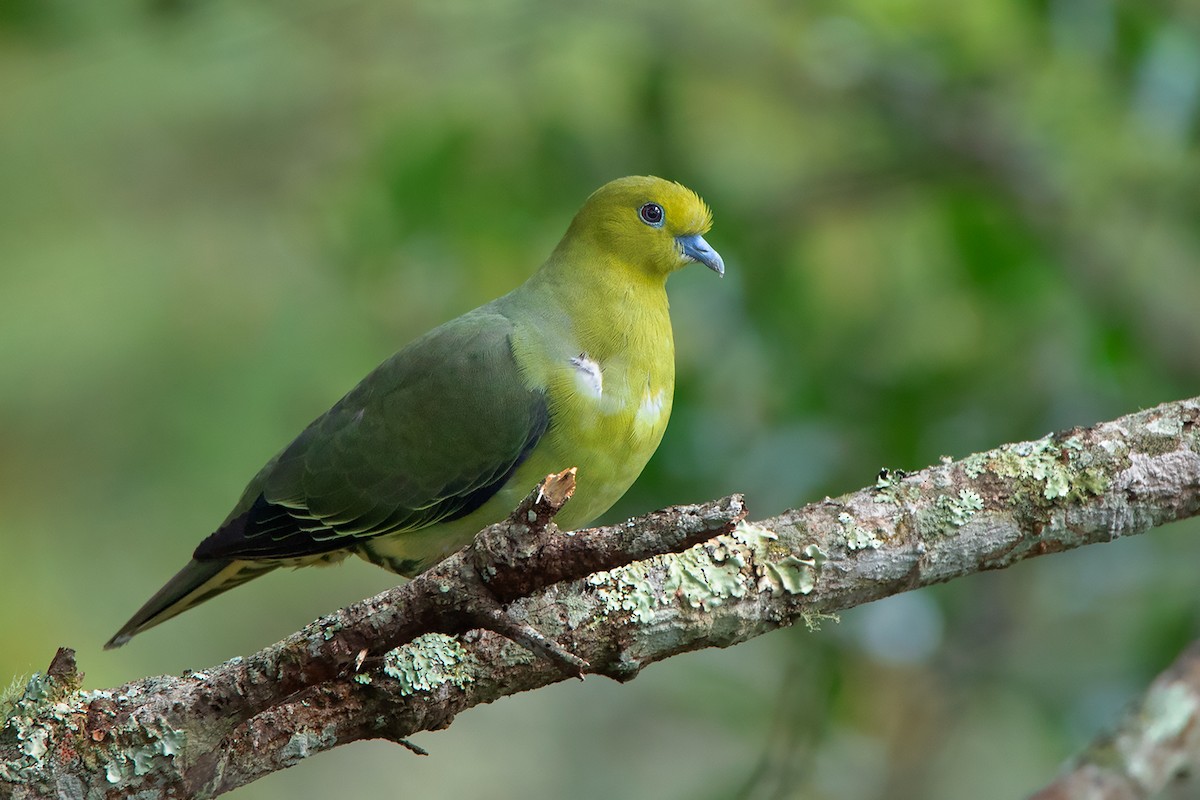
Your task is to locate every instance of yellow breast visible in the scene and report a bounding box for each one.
[520,343,673,528]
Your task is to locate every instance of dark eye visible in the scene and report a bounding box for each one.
[639,202,664,227]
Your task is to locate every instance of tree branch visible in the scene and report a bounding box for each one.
[1029,640,1200,800]
[3,396,1199,799]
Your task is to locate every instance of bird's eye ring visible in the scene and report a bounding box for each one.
[639,202,665,227]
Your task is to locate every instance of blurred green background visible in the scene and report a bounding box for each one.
[3,1,1199,798]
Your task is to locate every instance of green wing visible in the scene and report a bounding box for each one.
[194,308,548,561]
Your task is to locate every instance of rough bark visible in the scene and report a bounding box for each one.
[3,396,1199,799]
[1029,641,1200,800]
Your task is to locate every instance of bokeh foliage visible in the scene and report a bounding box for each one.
[2,1,1198,798]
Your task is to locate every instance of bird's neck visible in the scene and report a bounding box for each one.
[524,250,672,364]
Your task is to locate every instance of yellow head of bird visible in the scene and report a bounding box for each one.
[562,175,723,279]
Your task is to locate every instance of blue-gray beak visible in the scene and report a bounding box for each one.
[676,233,725,276]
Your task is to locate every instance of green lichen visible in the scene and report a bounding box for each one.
[876,468,907,490]
[19,722,49,760]
[0,672,64,781]
[874,468,919,506]
[945,489,984,527]
[587,558,660,623]
[1140,683,1197,744]
[1144,415,1182,437]
[837,512,881,550]
[588,521,827,622]
[95,720,187,783]
[963,434,1110,503]
[14,673,53,706]
[1,673,186,791]
[1097,438,1128,457]
[664,521,770,610]
[917,489,986,537]
[962,454,986,479]
[382,633,475,697]
[131,746,158,776]
[155,724,186,758]
[758,545,828,595]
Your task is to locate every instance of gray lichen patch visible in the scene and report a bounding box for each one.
[1144,415,1183,437]
[382,633,476,697]
[837,512,881,550]
[587,521,827,624]
[962,433,1110,503]
[1134,401,1199,455]
[279,727,337,767]
[916,490,985,537]
[947,490,984,525]
[873,468,919,506]
[87,718,188,787]
[759,545,828,595]
[0,673,187,791]
[1114,681,1199,785]
[1140,682,1197,744]
[586,559,659,623]
[0,672,71,782]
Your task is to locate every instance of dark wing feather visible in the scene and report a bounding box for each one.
[194,310,548,562]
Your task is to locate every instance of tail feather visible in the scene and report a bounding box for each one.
[104,559,275,649]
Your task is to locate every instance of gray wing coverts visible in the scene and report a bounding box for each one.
[194,310,548,560]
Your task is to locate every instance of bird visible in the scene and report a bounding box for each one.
[106,175,724,649]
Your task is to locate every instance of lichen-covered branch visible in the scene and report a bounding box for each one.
[3,397,1199,799]
[1028,640,1200,800]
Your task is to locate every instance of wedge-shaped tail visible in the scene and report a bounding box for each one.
[104,559,275,649]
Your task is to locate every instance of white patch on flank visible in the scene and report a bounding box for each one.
[635,388,666,430]
[570,353,603,399]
